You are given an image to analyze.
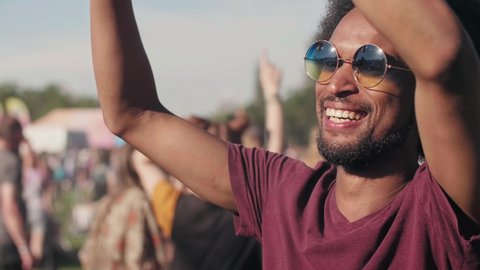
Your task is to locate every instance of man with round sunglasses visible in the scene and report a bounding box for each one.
[91,0,480,269]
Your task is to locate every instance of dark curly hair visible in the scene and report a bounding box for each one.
[315,0,479,57]
[315,0,354,41]
[0,116,22,140]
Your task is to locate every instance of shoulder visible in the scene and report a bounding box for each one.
[409,162,447,204]
[228,142,335,193]
[0,150,20,184]
[228,143,319,174]
[0,150,19,166]
[410,163,480,241]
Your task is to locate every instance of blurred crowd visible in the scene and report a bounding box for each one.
[4,0,478,269]
[0,52,321,270]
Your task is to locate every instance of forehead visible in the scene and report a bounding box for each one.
[329,9,397,57]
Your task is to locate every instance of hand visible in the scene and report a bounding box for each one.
[259,50,283,101]
[30,236,44,261]
[19,248,33,270]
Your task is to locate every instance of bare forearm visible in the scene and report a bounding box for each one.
[90,0,164,134]
[259,51,284,153]
[355,0,480,222]
[2,206,29,252]
[30,229,46,260]
[265,96,284,153]
[353,0,463,79]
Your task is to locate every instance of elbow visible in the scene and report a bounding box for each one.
[102,112,128,137]
[417,35,479,97]
[101,108,144,138]
[415,24,475,83]
[418,41,463,82]
[102,114,128,137]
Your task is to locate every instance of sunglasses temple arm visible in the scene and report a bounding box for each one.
[388,65,411,72]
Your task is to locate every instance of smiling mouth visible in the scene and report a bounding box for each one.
[325,108,367,123]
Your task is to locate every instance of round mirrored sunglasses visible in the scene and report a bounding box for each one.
[304,40,410,88]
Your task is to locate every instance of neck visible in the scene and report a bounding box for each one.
[334,141,419,222]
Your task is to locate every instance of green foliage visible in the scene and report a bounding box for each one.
[283,84,317,146]
[53,186,84,269]
[0,82,99,120]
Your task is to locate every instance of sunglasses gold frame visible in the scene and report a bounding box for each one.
[304,40,410,88]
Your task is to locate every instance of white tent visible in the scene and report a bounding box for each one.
[24,108,115,153]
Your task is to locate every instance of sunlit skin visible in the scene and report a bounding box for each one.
[315,9,420,221]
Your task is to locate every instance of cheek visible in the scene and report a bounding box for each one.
[314,83,322,99]
[381,76,415,122]
[315,84,323,115]
[364,91,409,135]
[368,73,415,126]
[367,70,415,98]
[378,97,413,134]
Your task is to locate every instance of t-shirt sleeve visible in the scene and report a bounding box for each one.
[0,153,19,185]
[228,143,308,240]
[415,163,480,243]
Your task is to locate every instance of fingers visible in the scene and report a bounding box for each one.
[260,49,269,70]
[21,252,33,270]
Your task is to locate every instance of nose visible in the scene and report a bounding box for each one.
[323,60,358,97]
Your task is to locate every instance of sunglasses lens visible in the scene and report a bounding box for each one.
[353,44,387,88]
[304,41,338,82]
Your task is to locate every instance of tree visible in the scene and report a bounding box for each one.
[0,83,99,120]
[283,84,316,146]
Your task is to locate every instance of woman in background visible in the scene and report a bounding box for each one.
[79,145,168,270]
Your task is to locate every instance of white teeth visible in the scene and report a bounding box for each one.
[330,117,352,123]
[325,108,364,121]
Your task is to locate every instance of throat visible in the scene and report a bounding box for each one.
[334,175,409,223]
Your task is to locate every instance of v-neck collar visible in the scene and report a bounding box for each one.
[326,182,399,231]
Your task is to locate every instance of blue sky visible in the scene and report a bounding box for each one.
[0,0,326,117]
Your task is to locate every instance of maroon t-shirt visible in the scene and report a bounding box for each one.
[228,144,480,270]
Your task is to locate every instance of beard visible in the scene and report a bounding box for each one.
[316,116,415,170]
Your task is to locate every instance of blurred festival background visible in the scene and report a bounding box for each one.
[0,0,327,269]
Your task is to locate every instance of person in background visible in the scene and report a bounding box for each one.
[133,147,261,270]
[20,143,54,269]
[257,50,284,153]
[79,145,168,270]
[33,153,56,270]
[90,149,110,201]
[0,116,32,270]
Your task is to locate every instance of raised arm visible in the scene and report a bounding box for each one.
[259,50,284,153]
[354,0,480,223]
[90,0,235,210]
